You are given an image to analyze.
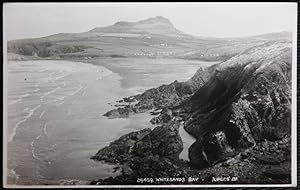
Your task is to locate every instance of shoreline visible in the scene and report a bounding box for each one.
[6,60,123,185]
[6,60,118,144]
[6,58,198,185]
[7,53,224,63]
[7,56,220,87]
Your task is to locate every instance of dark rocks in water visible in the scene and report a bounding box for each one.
[103,105,135,118]
[91,121,183,163]
[91,128,151,163]
[103,80,198,118]
[123,97,135,103]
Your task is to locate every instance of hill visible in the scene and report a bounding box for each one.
[7,16,291,61]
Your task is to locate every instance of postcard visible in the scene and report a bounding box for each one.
[2,2,298,188]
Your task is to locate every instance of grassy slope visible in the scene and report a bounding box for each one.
[7,30,290,62]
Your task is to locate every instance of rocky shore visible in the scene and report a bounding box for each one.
[91,40,292,185]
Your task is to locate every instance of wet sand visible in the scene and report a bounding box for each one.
[7,60,128,185]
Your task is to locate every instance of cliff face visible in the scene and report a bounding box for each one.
[183,40,292,168]
[92,39,292,184]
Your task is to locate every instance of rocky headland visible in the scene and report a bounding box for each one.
[91,39,292,185]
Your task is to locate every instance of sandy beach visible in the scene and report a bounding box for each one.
[6,58,213,185]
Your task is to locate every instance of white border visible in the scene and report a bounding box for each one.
[291,2,298,185]
[2,2,298,188]
[3,3,9,189]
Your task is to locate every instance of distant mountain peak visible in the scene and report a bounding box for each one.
[137,16,173,26]
[113,21,131,26]
[112,16,173,27]
[89,16,182,36]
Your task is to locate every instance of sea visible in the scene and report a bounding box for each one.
[5,58,216,185]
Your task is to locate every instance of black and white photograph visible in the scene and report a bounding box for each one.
[2,2,298,188]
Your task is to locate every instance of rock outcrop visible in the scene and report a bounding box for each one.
[91,121,183,164]
[104,80,196,118]
[91,128,152,163]
[92,39,292,185]
[183,40,292,168]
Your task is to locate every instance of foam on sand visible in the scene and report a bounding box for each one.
[9,104,41,142]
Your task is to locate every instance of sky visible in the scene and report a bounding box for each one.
[3,3,297,41]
